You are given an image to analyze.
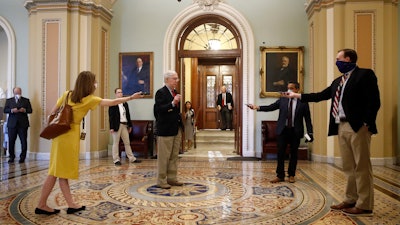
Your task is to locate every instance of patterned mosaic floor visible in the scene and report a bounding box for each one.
[0,156,399,225]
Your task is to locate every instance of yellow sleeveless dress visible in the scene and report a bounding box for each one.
[48,91,101,179]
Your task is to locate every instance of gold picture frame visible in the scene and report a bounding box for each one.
[119,52,154,98]
[259,46,304,97]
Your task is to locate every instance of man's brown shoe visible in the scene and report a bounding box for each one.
[288,176,295,183]
[168,181,184,186]
[156,184,171,189]
[330,202,356,210]
[342,207,373,216]
[270,177,284,183]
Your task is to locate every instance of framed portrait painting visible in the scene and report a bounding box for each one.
[259,46,304,97]
[119,52,153,98]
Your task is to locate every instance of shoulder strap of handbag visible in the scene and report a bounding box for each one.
[64,91,71,106]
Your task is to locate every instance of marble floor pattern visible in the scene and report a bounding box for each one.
[0,143,399,224]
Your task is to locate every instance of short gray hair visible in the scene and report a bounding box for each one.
[163,70,177,82]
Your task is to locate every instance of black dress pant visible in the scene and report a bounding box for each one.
[220,106,232,130]
[8,126,28,160]
[276,127,300,179]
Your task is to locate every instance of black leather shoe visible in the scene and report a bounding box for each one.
[19,159,25,163]
[35,208,60,215]
[132,159,142,163]
[67,206,86,214]
[8,159,14,163]
[114,161,121,166]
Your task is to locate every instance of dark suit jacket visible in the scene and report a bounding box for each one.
[153,86,182,136]
[301,66,380,136]
[4,96,33,128]
[216,92,234,108]
[108,102,132,131]
[259,98,313,139]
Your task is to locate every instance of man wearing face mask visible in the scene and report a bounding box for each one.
[283,49,380,216]
[3,87,33,163]
[247,81,313,183]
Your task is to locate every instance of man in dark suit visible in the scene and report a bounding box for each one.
[153,70,183,189]
[284,49,380,216]
[123,57,150,95]
[216,86,234,130]
[248,81,313,183]
[108,88,141,166]
[3,87,33,163]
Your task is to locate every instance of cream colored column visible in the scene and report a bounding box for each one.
[25,0,115,159]
[305,0,398,165]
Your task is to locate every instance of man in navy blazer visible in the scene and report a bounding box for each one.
[248,81,313,183]
[153,70,183,189]
[3,87,32,163]
[285,49,380,216]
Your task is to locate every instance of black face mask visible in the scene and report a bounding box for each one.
[336,61,356,73]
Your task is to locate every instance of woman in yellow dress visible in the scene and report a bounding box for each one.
[35,71,143,215]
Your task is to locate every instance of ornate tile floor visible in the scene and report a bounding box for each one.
[0,156,399,224]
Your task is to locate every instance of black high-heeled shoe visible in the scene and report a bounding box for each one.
[66,206,86,214]
[35,208,60,215]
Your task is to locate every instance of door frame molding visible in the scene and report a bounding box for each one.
[163,3,257,157]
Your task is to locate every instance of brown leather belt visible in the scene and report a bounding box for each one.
[120,122,128,125]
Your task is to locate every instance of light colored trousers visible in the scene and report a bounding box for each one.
[157,129,182,185]
[112,124,137,163]
[338,122,374,210]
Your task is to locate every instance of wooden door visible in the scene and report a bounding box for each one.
[197,65,236,129]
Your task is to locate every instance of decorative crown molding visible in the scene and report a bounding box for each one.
[193,0,224,11]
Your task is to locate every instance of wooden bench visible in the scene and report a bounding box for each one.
[261,120,308,160]
[119,120,154,158]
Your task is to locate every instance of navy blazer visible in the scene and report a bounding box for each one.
[108,102,132,131]
[4,96,33,128]
[301,66,380,136]
[153,86,182,136]
[259,97,313,139]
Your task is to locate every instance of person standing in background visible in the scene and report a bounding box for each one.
[184,101,195,151]
[216,85,234,130]
[284,49,380,216]
[153,70,183,189]
[109,88,142,165]
[3,87,32,163]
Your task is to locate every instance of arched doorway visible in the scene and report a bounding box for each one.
[164,3,257,157]
[176,15,242,153]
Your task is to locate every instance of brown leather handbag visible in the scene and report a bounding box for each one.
[40,91,73,139]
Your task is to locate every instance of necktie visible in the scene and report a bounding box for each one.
[222,94,225,106]
[332,73,349,118]
[15,97,18,103]
[171,89,176,97]
[287,99,293,128]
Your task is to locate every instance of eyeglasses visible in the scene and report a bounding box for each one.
[170,77,180,81]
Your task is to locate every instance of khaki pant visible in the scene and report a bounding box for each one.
[112,124,137,163]
[157,129,182,185]
[338,122,374,210]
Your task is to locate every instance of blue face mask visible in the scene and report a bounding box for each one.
[336,61,356,73]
